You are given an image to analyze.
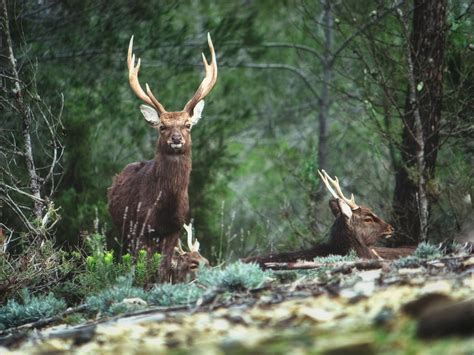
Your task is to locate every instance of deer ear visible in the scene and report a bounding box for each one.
[140,104,160,126]
[338,199,353,220]
[190,100,205,126]
[329,199,340,217]
[329,199,352,219]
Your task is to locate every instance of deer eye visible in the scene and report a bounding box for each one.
[159,125,166,132]
[185,122,191,129]
[364,217,373,222]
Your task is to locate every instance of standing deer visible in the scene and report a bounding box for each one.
[243,170,405,267]
[107,33,217,281]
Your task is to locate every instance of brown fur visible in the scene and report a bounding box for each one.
[171,251,209,283]
[243,199,397,267]
[107,111,195,282]
[370,246,416,259]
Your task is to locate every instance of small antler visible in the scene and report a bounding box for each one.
[183,223,200,252]
[175,239,186,256]
[183,33,218,114]
[127,36,167,115]
[318,169,359,210]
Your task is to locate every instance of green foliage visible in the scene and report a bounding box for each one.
[79,233,161,292]
[0,290,66,330]
[85,275,146,315]
[133,250,162,288]
[392,243,442,269]
[413,242,442,259]
[314,251,358,264]
[79,233,127,292]
[392,256,421,269]
[0,238,79,304]
[197,261,270,291]
[147,284,204,307]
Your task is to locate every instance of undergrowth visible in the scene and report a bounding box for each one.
[79,233,161,292]
[83,261,269,315]
[393,242,444,269]
[85,275,147,315]
[0,290,66,330]
[197,261,270,291]
[313,251,358,264]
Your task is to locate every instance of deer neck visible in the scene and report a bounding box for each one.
[328,216,371,257]
[154,150,192,193]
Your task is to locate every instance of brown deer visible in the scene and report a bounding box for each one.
[243,170,405,267]
[171,223,209,283]
[107,33,217,281]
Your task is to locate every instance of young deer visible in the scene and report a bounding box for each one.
[243,170,399,266]
[108,34,217,281]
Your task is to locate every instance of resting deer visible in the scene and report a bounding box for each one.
[108,33,217,281]
[243,170,414,267]
[171,223,209,283]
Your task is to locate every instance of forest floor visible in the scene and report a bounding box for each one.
[1,255,473,354]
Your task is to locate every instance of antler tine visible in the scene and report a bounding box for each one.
[183,33,218,114]
[318,169,359,210]
[175,239,186,255]
[127,36,166,114]
[318,169,339,201]
[183,223,194,251]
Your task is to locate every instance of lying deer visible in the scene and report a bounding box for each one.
[244,170,414,266]
[108,34,217,281]
[171,223,209,283]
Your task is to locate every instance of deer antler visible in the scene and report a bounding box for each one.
[318,169,359,210]
[183,33,218,114]
[175,239,186,256]
[127,36,167,115]
[183,223,200,252]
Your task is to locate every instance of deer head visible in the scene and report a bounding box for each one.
[127,33,217,155]
[172,223,209,282]
[319,170,394,247]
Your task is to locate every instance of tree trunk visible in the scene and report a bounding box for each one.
[309,0,333,233]
[1,0,44,221]
[392,0,446,244]
[317,0,333,173]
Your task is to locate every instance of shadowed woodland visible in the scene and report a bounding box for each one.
[1,0,473,352]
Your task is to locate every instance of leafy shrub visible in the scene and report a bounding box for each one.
[392,255,421,269]
[392,242,442,269]
[108,299,148,315]
[133,250,162,287]
[313,251,358,264]
[0,238,78,304]
[197,261,270,291]
[147,283,204,306]
[0,290,66,330]
[85,275,146,315]
[79,233,161,292]
[413,242,442,259]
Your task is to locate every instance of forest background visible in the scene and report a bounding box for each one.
[1,0,473,265]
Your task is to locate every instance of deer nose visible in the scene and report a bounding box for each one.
[171,133,182,144]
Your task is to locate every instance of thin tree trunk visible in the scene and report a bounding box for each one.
[309,0,333,233]
[392,0,446,244]
[317,0,333,172]
[1,0,44,220]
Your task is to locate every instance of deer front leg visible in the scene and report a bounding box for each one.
[158,232,180,283]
